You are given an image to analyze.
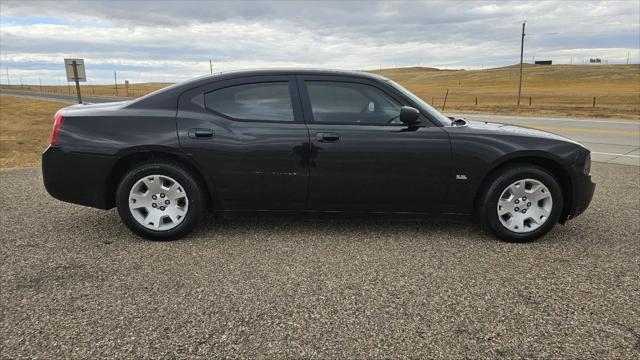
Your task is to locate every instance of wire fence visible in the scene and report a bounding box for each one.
[2,84,639,111]
[426,93,640,110]
[0,84,149,99]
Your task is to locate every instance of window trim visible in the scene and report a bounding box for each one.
[203,81,297,124]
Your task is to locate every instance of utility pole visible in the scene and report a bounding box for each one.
[517,21,526,106]
[628,51,630,65]
[209,59,213,74]
[114,71,118,96]
[4,67,9,86]
[39,77,42,92]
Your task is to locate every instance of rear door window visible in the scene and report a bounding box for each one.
[205,82,294,122]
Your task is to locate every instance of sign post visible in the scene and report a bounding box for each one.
[64,58,86,104]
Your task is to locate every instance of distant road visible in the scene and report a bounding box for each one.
[2,88,638,166]
[0,88,129,104]
[456,113,639,166]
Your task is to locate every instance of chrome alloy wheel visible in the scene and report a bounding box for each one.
[497,178,553,233]
[128,175,189,231]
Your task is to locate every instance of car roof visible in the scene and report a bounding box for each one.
[203,68,389,81]
[128,68,390,109]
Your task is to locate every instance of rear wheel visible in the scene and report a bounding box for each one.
[116,161,205,240]
[478,164,563,242]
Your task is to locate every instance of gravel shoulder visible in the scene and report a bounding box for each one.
[1,163,639,358]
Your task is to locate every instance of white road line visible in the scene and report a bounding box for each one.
[592,152,640,158]
[460,114,639,125]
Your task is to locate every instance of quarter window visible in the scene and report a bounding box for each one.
[306,81,402,125]
[205,82,294,121]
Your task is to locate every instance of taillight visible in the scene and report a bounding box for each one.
[50,111,64,145]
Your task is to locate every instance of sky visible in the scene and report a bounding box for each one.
[0,0,638,85]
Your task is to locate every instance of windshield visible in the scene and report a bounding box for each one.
[386,80,451,126]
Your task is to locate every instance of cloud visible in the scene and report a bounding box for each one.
[0,0,638,84]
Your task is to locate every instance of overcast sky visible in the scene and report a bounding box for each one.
[1,0,638,85]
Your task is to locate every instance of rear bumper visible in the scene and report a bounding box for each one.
[42,146,116,209]
[569,174,596,219]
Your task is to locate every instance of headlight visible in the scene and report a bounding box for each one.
[583,153,591,175]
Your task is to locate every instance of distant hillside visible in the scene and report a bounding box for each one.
[2,64,638,118]
[371,64,640,118]
[371,64,639,95]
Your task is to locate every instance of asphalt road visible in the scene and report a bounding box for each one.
[0,88,129,104]
[1,163,638,358]
[2,88,639,167]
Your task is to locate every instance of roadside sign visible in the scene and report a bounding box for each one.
[64,58,86,82]
[64,58,85,104]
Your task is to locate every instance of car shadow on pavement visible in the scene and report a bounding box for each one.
[64,206,596,246]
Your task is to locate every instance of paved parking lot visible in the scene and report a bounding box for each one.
[1,163,638,358]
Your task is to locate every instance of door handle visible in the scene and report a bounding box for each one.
[316,132,340,143]
[188,128,214,139]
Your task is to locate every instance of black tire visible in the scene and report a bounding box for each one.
[478,164,563,243]
[115,160,206,240]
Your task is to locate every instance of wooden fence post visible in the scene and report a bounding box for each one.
[442,89,449,111]
[475,96,478,106]
[529,96,532,106]
[593,97,596,107]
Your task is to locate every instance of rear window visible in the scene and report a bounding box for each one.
[205,82,294,121]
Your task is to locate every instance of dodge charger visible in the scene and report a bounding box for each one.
[42,69,595,242]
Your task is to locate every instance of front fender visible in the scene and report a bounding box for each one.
[442,128,581,215]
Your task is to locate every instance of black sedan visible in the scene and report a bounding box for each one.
[42,69,595,242]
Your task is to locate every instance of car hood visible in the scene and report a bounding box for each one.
[462,120,581,145]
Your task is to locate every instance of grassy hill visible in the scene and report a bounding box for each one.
[372,64,640,119]
[2,64,638,119]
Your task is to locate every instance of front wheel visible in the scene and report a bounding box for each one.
[116,161,206,240]
[478,164,563,242]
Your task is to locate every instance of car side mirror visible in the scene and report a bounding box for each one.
[400,106,420,125]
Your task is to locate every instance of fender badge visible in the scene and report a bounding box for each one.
[456,175,468,180]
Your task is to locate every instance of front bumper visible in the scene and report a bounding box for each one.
[42,146,116,209]
[569,174,596,219]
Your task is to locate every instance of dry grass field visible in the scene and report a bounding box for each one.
[1,64,638,119]
[373,64,640,119]
[0,95,65,169]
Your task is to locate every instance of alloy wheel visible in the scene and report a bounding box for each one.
[128,174,189,231]
[497,178,553,233]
